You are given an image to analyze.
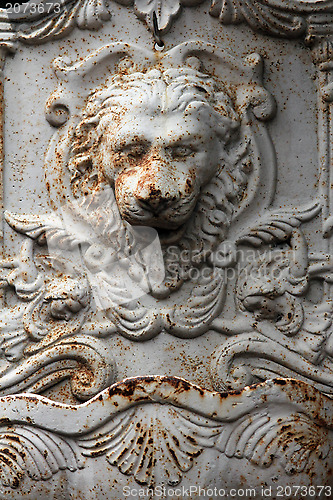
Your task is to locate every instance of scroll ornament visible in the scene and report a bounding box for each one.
[2,0,333,49]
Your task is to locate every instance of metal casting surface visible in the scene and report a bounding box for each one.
[0,1,332,498]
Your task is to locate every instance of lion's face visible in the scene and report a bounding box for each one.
[69,68,246,283]
[93,102,221,241]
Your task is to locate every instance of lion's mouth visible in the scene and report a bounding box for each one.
[156,224,187,245]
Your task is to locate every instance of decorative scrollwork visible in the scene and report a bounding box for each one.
[210,333,333,393]
[0,335,117,401]
[0,377,331,490]
[0,0,112,47]
[115,0,206,34]
[210,0,333,43]
[3,0,333,46]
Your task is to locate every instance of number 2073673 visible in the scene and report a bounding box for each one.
[5,2,62,14]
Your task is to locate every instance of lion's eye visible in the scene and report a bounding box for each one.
[123,144,148,159]
[168,146,195,158]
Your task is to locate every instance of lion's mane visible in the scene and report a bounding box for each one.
[66,65,252,294]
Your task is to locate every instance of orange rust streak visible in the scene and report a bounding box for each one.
[0,48,6,308]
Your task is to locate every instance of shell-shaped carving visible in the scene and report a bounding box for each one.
[78,387,333,485]
[216,411,330,474]
[0,425,83,489]
[78,404,222,486]
[0,377,332,487]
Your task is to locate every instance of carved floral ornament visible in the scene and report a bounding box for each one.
[0,0,332,498]
[2,0,333,46]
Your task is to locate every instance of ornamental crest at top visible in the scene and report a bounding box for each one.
[3,0,333,47]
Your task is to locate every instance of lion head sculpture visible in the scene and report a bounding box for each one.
[66,61,252,294]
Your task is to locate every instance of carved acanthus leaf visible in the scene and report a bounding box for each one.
[4,206,227,341]
[167,270,226,336]
[115,0,205,33]
[0,0,207,45]
[209,0,333,42]
[4,211,82,250]
[2,0,333,47]
[79,405,221,486]
[0,425,83,489]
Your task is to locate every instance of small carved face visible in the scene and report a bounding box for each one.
[94,103,221,239]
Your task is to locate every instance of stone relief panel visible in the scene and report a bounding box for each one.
[0,1,332,498]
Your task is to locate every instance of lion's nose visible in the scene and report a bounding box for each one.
[134,157,176,213]
[136,187,172,213]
